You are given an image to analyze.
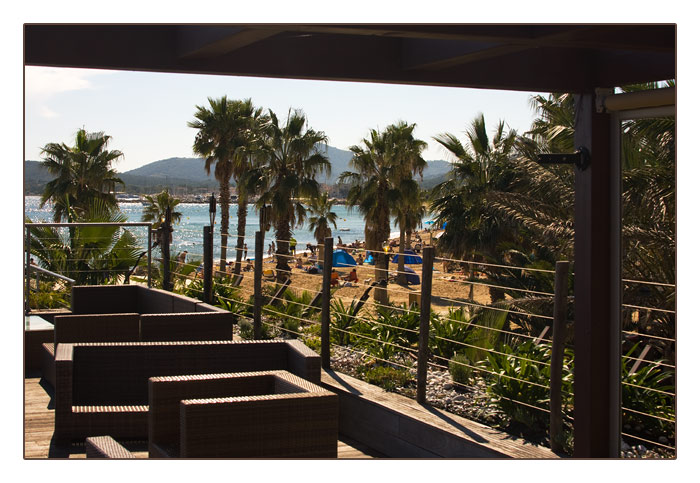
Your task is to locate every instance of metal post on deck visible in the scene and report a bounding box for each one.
[550,260,569,453]
[147,225,152,288]
[253,231,263,339]
[203,226,213,304]
[417,245,434,404]
[321,236,333,369]
[573,92,621,457]
[25,224,31,315]
[162,206,172,291]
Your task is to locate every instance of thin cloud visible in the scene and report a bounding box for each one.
[25,66,109,99]
[39,106,58,119]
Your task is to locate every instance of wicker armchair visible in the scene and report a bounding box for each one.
[148,371,338,458]
[54,339,321,442]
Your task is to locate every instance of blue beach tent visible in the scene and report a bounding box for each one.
[404,266,420,285]
[332,249,357,268]
[391,250,423,265]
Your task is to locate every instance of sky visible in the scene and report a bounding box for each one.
[24,66,544,172]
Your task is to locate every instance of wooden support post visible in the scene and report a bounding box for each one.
[162,206,172,291]
[550,260,569,453]
[321,236,333,369]
[202,225,213,304]
[253,231,263,339]
[417,246,434,404]
[573,93,621,457]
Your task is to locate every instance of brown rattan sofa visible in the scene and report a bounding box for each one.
[41,285,233,387]
[148,370,338,458]
[54,339,321,442]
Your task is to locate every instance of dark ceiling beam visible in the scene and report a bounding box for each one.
[272,24,675,53]
[175,26,282,59]
[23,24,676,94]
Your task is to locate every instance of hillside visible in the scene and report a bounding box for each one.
[24,145,452,195]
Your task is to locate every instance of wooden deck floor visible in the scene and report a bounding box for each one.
[24,372,382,459]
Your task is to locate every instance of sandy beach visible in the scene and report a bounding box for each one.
[213,229,492,314]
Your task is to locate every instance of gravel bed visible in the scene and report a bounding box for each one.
[329,344,674,459]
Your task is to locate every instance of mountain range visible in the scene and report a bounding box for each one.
[24,145,452,195]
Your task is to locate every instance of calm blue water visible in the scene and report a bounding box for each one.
[24,196,404,261]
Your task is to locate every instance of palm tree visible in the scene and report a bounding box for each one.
[141,189,183,229]
[307,191,338,263]
[189,97,266,273]
[254,108,330,281]
[28,200,141,286]
[40,129,124,222]
[340,121,426,301]
[341,121,427,253]
[430,114,518,263]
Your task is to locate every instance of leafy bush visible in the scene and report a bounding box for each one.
[361,365,412,391]
[262,289,316,338]
[449,353,472,385]
[28,282,70,309]
[330,298,357,345]
[238,319,272,340]
[478,341,574,432]
[621,344,675,438]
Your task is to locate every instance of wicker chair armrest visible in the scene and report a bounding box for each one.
[285,339,321,383]
[85,436,135,458]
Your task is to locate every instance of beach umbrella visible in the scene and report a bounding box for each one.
[332,249,357,268]
[391,249,423,265]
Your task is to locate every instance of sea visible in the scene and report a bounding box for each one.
[24,196,412,261]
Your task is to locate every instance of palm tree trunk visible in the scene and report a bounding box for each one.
[219,182,230,273]
[275,217,291,283]
[233,194,247,276]
[397,226,407,285]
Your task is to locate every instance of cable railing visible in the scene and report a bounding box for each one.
[29,220,675,456]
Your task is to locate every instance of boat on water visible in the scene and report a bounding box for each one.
[115,193,142,203]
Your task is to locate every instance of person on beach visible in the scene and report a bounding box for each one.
[337,236,343,246]
[343,268,358,283]
[330,269,340,287]
[290,237,297,255]
[244,259,253,271]
[177,250,188,267]
[243,243,247,259]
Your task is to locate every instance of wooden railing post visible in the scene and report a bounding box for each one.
[550,260,569,453]
[417,246,435,404]
[202,225,213,303]
[321,237,333,369]
[253,230,263,339]
[162,206,172,291]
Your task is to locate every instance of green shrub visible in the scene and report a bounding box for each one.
[621,344,675,438]
[362,365,412,391]
[330,298,357,345]
[304,336,321,354]
[478,341,574,432]
[449,353,472,385]
[237,319,272,340]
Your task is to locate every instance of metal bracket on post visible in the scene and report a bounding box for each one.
[537,147,591,171]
